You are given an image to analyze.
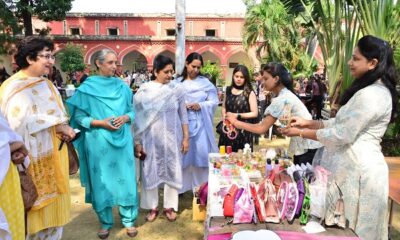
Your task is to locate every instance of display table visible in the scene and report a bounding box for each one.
[205,153,359,240]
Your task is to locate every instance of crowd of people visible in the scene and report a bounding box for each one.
[0,34,397,240]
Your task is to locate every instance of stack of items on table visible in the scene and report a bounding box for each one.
[209,148,331,229]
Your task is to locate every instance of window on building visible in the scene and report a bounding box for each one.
[108,28,119,36]
[205,29,216,37]
[229,62,238,68]
[95,20,99,35]
[166,29,176,36]
[70,27,80,35]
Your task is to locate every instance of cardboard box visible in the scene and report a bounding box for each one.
[192,197,206,221]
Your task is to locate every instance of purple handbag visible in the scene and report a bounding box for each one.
[293,171,305,217]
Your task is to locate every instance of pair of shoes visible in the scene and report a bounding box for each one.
[163,208,177,222]
[97,229,110,239]
[126,227,138,238]
[146,209,159,222]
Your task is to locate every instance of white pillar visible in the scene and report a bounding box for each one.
[175,0,186,75]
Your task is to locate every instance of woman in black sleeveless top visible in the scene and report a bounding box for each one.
[218,65,258,152]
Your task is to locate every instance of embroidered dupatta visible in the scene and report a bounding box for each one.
[0,71,68,210]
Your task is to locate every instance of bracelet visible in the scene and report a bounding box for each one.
[299,129,304,138]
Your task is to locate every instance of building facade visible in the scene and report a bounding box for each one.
[44,12,259,84]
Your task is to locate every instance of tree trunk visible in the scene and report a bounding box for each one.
[21,0,33,36]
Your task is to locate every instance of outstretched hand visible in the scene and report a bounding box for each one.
[289,116,308,128]
[279,127,301,137]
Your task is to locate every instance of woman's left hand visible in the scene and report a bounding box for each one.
[187,103,201,111]
[279,127,301,137]
[112,115,130,128]
[225,116,238,127]
[56,124,76,142]
[181,138,189,154]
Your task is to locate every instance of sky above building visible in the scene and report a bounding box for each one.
[70,0,247,14]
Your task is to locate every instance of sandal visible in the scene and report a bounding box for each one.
[163,208,177,222]
[146,209,159,222]
[97,229,110,239]
[126,227,138,238]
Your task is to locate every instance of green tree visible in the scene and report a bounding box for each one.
[2,0,73,36]
[242,0,317,78]
[0,0,20,54]
[201,61,223,86]
[57,43,86,84]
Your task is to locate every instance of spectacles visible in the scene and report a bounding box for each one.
[37,54,56,60]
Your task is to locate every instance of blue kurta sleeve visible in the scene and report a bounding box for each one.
[74,108,94,129]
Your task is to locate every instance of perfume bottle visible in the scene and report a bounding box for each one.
[265,158,273,177]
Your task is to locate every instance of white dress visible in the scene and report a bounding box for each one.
[315,81,391,240]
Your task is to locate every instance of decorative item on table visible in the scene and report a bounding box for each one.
[258,178,280,223]
[222,119,238,140]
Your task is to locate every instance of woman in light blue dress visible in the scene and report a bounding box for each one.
[281,35,398,240]
[67,49,138,239]
[177,52,219,193]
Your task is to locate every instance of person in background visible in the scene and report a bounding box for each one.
[0,66,10,86]
[0,112,28,240]
[254,71,266,144]
[281,35,398,240]
[218,65,258,151]
[0,36,75,240]
[177,52,219,193]
[226,62,320,165]
[134,55,189,222]
[67,49,138,239]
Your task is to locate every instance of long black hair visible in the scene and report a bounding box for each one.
[230,65,253,97]
[340,35,398,122]
[180,52,203,80]
[262,62,294,93]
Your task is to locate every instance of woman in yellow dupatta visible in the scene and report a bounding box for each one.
[0,36,76,240]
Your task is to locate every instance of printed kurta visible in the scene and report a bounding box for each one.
[67,76,138,213]
[134,81,188,190]
[315,81,391,240]
[264,87,321,155]
[0,71,70,235]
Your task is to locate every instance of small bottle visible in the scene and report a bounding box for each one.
[273,159,280,173]
[226,146,232,154]
[219,145,226,155]
[265,158,273,177]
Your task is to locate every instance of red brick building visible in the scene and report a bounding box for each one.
[44,12,259,83]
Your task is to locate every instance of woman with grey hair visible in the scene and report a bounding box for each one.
[67,49,139,239]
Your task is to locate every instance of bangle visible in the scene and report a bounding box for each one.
[299,129,304,138]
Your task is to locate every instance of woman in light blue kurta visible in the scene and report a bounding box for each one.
[67,49,138,239]
[177,52,219,193]
[281,35,398,240]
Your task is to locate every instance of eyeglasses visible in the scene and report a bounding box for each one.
[37,54,56,60]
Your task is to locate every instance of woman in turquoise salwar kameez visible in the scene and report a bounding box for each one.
[67,49,138,239]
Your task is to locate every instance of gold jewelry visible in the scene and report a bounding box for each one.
[299,129,304,138]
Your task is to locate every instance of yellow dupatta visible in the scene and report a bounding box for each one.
[0,71,68,210]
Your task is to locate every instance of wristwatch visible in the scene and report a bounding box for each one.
[237,113,241,119]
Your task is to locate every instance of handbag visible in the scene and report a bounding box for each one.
[223,184,238,217]
[233,187,255,224]
[18,164,38,211]
[216,121,223,135]
[67,142,79,175]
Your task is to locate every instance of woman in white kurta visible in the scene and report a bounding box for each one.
[134,55,189,222]
[281,35,398,240]
[177,52,219,194]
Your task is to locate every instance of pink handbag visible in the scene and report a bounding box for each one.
[258,179,280,223]
[277,181,299,222]
[233,187,254,224]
